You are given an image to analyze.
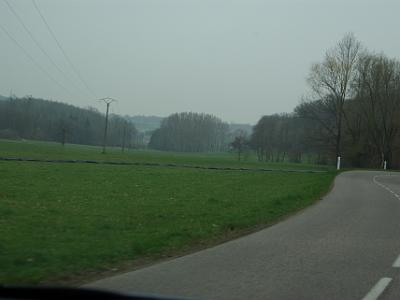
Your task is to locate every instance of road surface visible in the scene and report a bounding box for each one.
[88,171,400,299]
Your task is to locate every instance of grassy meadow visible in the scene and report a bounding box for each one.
[0,139,336,284]
[0,139,331,171]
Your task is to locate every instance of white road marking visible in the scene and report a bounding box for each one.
[373,174,400,200]
[361,277,392,300]
[392,254,400,268]
[373,175,400,271]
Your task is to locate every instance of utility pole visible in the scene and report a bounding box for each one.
[99,97,116,154]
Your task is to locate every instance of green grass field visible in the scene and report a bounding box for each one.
[0,139,331,171]
[0,139,336,284]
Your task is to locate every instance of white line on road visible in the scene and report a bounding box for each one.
[392,254,400,268]
[373,175,400,200]
[361,277,392,300]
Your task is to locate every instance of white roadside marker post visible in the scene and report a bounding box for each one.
[336,156,341,170]
[384,160,387,170]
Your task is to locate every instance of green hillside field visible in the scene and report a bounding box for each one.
[0,139,336,284]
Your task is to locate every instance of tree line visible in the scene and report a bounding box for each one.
[298,33,400,168]
[149,112,230,152]
[248,33,400,168]
[149,33,400,168]
[0,96,139,148]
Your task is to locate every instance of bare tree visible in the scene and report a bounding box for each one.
[251,115,279,161]
[354,53,400,167]
[295,97,338,159]
[230,129,249,161]
[306,33,362,164]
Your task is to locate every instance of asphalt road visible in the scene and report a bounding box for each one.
[88,171,400,300]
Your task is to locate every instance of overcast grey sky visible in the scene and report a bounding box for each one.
[1,0,399,123]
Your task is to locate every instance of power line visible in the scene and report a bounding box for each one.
[3,0,78,97]
[0,22,74,96]
[32,0,97,98]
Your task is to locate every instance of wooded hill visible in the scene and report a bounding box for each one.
[0,96,139,148]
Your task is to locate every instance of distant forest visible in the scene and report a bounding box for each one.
[125,115,252,135]
[149,112,230,152]
[0,96,252,153]
[0,96,250,153]
[0,96,139,148]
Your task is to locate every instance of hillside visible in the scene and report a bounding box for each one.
[0,96,138,147]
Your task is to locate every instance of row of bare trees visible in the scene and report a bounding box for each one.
[249,114,303,162]
[245,34,400,168]
[149,112,229,152]
[351,54,400,167]
[294,33,400,167]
